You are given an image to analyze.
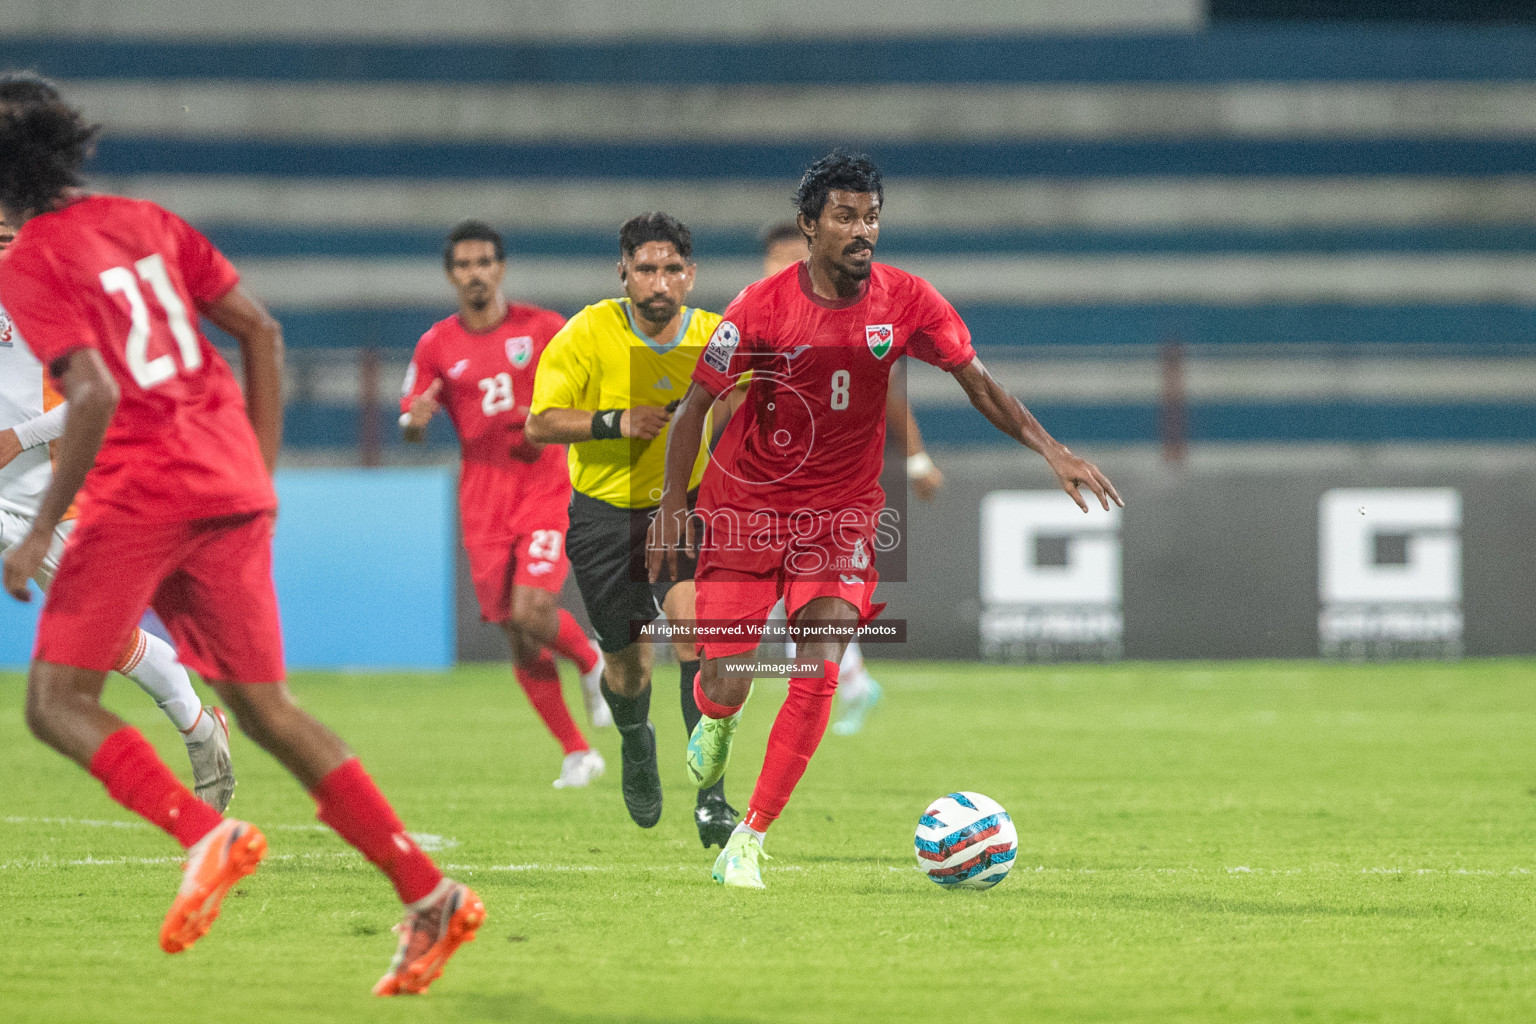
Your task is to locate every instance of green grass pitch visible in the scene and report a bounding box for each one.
[2,659,1534,1023]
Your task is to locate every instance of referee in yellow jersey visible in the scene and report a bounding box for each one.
[526,213,735,845]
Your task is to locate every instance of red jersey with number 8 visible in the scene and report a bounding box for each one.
[0,195,275,522]
[692,261,975,516]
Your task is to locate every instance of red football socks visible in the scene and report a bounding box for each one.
[744,661,840,833]
[312,758,443,905]
[693,671,744,720]
[89,726,222,849]
[550,609,599,674]
[515,653,589,755]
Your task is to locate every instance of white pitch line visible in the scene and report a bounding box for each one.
[3,816,458,850]
[2,854,1527,876]
[0,851,364,871]
[5,820,1527,877]
[4,815,150,830]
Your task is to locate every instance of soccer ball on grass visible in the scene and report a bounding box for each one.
[914,791,1017,890]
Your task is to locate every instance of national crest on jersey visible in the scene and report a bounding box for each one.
[866,324,894,359]
[693,261,976,516]
[505,335,533,368]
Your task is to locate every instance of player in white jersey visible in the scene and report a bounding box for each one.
[0,224,236,811]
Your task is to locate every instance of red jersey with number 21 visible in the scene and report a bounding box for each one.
[0,195,274,523]
[692,261,975,516]
[401,306,569,544]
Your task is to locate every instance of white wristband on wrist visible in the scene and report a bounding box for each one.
[906,451,935,478]
[398,413,413,428]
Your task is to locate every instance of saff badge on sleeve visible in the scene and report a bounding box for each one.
[703,320,740,373]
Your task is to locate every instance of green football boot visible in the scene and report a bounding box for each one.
[685,692,748,790]
[711,829,769,889]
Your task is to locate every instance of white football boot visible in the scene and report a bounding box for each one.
[553,748,606,789]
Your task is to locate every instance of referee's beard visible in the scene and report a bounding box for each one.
[635,296,679,326]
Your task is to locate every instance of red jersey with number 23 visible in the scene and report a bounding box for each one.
[692,261,975,517]
[0,195,274,523]
[402,306,570,544]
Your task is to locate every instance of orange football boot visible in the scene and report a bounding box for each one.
[159,818,267,953]
[373,880,485,996]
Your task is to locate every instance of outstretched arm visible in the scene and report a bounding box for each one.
[202,285,283,474]
[951,357,1122,512]
[3,349,119,600]
[525,404,673,444]
[645,382,711,582]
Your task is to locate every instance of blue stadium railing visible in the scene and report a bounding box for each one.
[3,26,1532,83]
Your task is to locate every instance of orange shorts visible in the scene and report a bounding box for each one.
[36,509,285,683]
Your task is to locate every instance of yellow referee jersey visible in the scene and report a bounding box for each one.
[531,297,714,508]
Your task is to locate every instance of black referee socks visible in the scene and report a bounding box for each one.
[600,678,652,731]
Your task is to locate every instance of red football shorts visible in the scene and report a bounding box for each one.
[464,496,571,622]
[35,509,285,683]
[693,506,885,660]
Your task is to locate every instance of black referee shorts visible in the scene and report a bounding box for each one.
[566,489,698,654]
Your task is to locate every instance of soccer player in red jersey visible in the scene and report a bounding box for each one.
[755,219,947,735]
[401,220,608,788]
[0,75,482,991]
[649,151,1122,887]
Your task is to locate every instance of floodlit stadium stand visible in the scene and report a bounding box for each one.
[3,8,1534,449]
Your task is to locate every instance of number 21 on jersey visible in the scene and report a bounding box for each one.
[99,253,202,389]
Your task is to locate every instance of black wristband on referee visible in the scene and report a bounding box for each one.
[591,409,625,440]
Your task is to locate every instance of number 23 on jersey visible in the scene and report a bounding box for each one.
[479,372,515,415]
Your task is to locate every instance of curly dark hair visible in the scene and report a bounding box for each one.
[0,72,99,216]
[793,150,883,223]
[443,219,504,270]
[618,212,692,261]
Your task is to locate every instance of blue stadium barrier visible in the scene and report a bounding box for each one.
[248,304,1536,351]
[87,137,1536,180]
[953,304,1536,349]
[917,401,1536,446]
[272,468,455,668]
[0,581,42,668]
[199,224,1536,261]
[2,27,1532,83]
[275,398,1536,449]
[1,469,457,670]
